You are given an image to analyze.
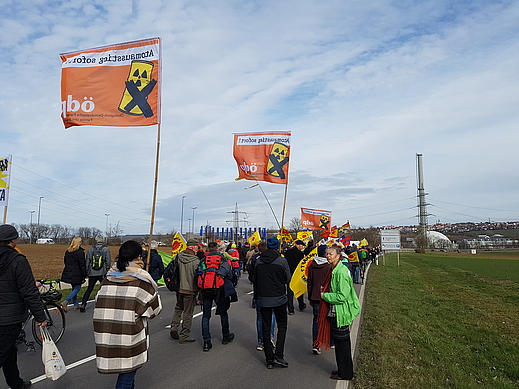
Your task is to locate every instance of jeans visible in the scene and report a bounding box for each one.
[65,284,81,305]
[171,293,197,340]
[116,370,137,389]
[260,303,288,362]
[311,302,319,343]
[202,295,230,342]
[81,276,104,306]
[254,299,275,344]
[350,264,359,283]
[0,323,24,389]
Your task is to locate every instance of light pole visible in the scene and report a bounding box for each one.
[37,197,44,240]
[29,210,35,244]
[188,219,191,237]
[180,196,185,235]
[105,213,110,237]
[191,207,197,236]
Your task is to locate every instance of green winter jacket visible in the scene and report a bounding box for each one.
[322,263,361,327]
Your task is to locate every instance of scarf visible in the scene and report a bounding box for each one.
[106,259,157,290]
[313,268,332,351]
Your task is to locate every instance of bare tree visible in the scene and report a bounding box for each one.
[288,217,302,232]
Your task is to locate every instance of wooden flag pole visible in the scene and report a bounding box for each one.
[146,123,161,271]
[2,207,7,224]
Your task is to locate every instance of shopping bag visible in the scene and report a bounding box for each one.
[41,326,67,380]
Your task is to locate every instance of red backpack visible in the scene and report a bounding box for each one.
[197,253,225,295]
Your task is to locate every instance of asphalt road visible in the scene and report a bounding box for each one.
[3,272,366,389]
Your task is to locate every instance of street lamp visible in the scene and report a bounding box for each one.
[29,211,35,244]
[188,219,191,237]
[37,197,44,240]
[191,207,197,236]
[105,213,110,237]
[180,196,185,235]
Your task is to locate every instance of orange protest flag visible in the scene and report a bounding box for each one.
[60,37,161,129]
[300,208,332,231]
[233,132,291,184]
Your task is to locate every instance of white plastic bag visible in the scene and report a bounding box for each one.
[41,326,67,380]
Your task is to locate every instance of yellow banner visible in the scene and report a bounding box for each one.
[289,246,318,298]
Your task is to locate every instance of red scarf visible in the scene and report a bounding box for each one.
[313,268,332,351]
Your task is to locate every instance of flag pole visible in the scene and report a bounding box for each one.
[146,123,161,270]
[2,207,7,224]
[280,180,289,230]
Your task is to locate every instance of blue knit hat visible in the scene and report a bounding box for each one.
[267,236,280,249]
[318,245,327,258]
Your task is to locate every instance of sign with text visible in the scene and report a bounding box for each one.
[381,229,401,251]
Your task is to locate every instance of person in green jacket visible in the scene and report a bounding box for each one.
[321,245,361,381]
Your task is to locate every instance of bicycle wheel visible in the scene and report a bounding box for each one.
[32,302,66,346]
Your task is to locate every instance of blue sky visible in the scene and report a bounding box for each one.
[1,0,518,235]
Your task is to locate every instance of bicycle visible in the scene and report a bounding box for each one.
[17,279,66,351]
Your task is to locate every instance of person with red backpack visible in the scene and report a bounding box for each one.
[199,242,235,352]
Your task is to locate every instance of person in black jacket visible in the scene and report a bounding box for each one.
[253,236,291,369]
[284,240,306,313]
[0,224,47,389]
[61,237,86,312]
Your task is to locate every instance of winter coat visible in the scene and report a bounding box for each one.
[0,245,46,325]
[94,276,162,374]
[321,263,361,327]
[253,249,291,307]
[147,249,165,282]
[284,246,304,274]
[61,247,87,285]
[307,256,331,303]
[177,249,200,295]
[85,243,111,277]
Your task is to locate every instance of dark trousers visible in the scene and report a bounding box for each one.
[81,275,104,306]
[0,322,24,389]
[260,303,288,362]
[287,288,305,313]
[330,319,354,380]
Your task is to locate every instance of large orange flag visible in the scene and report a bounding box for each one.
[60,37,161,129]
[233,132,291,184]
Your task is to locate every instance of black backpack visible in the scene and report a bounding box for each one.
[164,255,180,292]
[91,246,104,271]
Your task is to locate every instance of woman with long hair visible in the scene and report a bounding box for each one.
[314,245,361,381]
[93,240,162,389]
[61,237,86,312]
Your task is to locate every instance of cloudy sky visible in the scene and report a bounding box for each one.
[2,0,518,236]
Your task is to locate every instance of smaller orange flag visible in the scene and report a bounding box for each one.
[329,226,338,238]
[338,221,351,232]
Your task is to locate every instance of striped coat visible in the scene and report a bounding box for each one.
[93,277,162,374]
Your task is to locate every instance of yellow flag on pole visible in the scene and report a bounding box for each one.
[171,232,187,255]
[289,246,318,298]
[248,230,261,246]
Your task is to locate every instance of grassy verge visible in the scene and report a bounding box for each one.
[354,252,519,389]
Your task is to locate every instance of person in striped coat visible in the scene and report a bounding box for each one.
[93,240,162,389]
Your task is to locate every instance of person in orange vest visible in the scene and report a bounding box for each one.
[227,243,241,277]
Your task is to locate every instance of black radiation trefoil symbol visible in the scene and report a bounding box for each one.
[319,216,330,230]
[123,78,157,118]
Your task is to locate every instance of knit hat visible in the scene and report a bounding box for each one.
[0,224,19,241]
[95,235,104,243]
[267,236,280,250]
[294,240,305,246]
[186,238,199,246]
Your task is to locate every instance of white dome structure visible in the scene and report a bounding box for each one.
[426,231,452,248]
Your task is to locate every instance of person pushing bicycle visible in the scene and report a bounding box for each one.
[0,224,47,389]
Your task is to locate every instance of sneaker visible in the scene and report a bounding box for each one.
[179,338,196,344]
[79,305,86,313]
[288,311,295,315]
[256,343,264,351]
[270,338,276,349]
[222,333,235,345]
[203,341,212,352]
[330,345,335,349]
[60,301,68,313]
[20,381,33,389]
[266,361,274,369]
[170,329,179,340]
[273,357,289,368]
[72,305,81,311]
[312,347,321,355]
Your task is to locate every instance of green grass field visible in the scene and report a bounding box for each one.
[355,252,519,389]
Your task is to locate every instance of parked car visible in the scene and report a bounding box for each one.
[36,238,55,244]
